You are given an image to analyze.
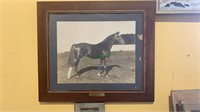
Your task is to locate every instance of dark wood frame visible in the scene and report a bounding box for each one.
[37,1,155,102]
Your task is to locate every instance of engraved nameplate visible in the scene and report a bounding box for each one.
[89,93,105,97]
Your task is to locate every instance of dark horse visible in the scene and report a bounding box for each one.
[67,32,125,79]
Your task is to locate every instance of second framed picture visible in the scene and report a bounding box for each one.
[37,1,155,102]
[157,0,200,13]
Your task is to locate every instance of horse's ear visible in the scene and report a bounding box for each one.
[116,32,120,35]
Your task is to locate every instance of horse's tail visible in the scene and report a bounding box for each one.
[67,44,75,67]
[67,45,75,79]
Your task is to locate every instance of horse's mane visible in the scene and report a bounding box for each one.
[98,32,136,45]
[120,33,136,44]
[120,33,135,38]
[100,32,119,44]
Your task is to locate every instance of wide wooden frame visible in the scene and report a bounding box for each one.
[37,1,155,102]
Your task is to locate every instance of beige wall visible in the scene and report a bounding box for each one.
[0,0,200,112]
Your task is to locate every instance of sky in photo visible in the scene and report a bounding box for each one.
[57,21,136,53]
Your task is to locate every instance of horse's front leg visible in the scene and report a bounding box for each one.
[74,58,80,77]
[75,65,78,75]
[103,58,108,77]
[98,59,103,76]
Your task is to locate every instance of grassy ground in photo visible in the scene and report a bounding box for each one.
[57,51,135,83]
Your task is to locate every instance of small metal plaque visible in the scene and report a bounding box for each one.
[75,103,105,112]
[89,93,105,97]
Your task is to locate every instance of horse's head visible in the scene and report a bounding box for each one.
[114,32,125,44]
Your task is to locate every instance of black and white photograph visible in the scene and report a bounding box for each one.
[48,13,144,91]
[57,20,137,84]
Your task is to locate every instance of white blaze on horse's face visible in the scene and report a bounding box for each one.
[115,34,125,44]
[138,34,143,40]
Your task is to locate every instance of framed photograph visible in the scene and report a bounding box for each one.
[157,0,200,14]
[170,89,200,112]
[37,1,155,102]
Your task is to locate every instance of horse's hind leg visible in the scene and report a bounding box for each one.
[67,67,73,79]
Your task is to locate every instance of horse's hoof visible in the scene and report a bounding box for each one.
[105,75,108,78]
[98,73,100,76]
